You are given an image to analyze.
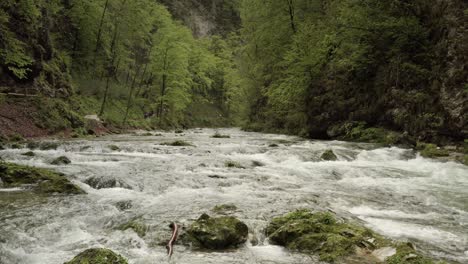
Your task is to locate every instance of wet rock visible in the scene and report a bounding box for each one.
[162,140,193,146]
[64,248,128,264]
[225,161,245,169]
[117,220,147,237]
[0,162,84,194]
[266,210,388,262]
[386,243,438,264]
[416,143,449,158]
[321,150,338,161]
[212,204,237,214]
[175,129,184,134]
[39,142,59,150]
[84,176,132,190]
[10,143,22,149]
[186,214,248,249]
[252,160,265,167]
[212,132,230,138]
[115,200,133,211]
[21,151,35,157]
[269,143,279,148]
[84,115,108,136]
[108,145,120,151]
[208,174,226,179]
[51,156,71,165]
[26,141,40,150]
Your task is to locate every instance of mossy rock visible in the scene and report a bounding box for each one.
[10,143,22,149]
[175,129,184,134]
[108,145,120,151]
[64,248,128,264]
[51,156,71,165]
[21,151,36,157]
[115,200,133,211]
[416,143,449,158]
[212,132,230,138]
[84,176,132,190]
[0,162,84,194]
[186,214,248,249]
[163,140,193,147]
[266,210,388,262]
[269,143,279,147]
[212,204,238,214]
[321,150,338,161]
[385,243,443,264]
[225,161,245,169]
[39,142,59,150]
[117,220,147,237]
[8,134,24,142]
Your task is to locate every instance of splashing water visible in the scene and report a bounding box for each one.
[0,128,467,264]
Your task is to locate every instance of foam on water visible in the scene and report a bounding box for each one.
[0,128,467,263]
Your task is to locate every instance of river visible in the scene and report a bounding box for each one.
[0,128,467,264]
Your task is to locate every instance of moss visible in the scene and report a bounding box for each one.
[212,132,230,138]
[225,160,245,169]
[21,151,35,157]
[321,149,338,161]
[266,210,389,263]
[186,214,248,249]
[64,248,128,264]
[0,162,84,194]
[51,156,71,165]
[108,145,120,151]
[417,143,449,158]
[162,140,193,146]
[8,134,24,142]
[117,220,147,238]
[385,243,442,264]
[212,203,237,214]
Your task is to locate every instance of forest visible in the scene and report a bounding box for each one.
[0,1,467,264]
[0,0,466,145]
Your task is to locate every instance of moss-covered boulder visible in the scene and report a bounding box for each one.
[117,220,147,237]
[0,162,84,194]
[416,143,449,158]
[225,161,245,169]
[186,214,248,249]
[64,248,128,264]
[51,156,71,165]
[267,210,446,263]
[321,150,338,161]
[212,132,230,138]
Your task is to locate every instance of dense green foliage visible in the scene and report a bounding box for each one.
[0,0,240,128]
[235,0,467,143]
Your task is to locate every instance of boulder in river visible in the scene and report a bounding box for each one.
[51,156,71,165]
[64,248,128,264]
[117,220,147,237]
[0,162,84,194]
[321,149,338,161]
[186,213,248,249]
[84,176,132,190]
[266,210,443,263]
[21,151,35,157]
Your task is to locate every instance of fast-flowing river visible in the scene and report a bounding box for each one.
[0,128,467,264]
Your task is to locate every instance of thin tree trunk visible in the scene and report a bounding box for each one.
[123,66,142,125]
[93,0,110,68]
[286,0,296,33]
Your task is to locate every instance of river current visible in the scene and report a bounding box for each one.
[0,128,467,264]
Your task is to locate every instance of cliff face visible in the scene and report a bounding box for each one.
[158,0,240,37]
[437,0,467,136]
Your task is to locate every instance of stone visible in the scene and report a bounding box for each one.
[321,149,338,161]
[51,156,71,165]
[64,248,128,264]
[186,214,248,249]
[85,176,132,190]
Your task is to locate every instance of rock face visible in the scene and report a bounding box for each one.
[117,220,147,238]
[51,156,71,165]
[0,162,84,194]
[266,210,443,263]
[84,176,132,190]
[321,150,338,161]
[64,248,128,264]
[186,214,248,249]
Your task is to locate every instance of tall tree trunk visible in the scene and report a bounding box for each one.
[93,0,110,69]
[286,0,296,33]
[157,48,169,121]
[123,66,142,125]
